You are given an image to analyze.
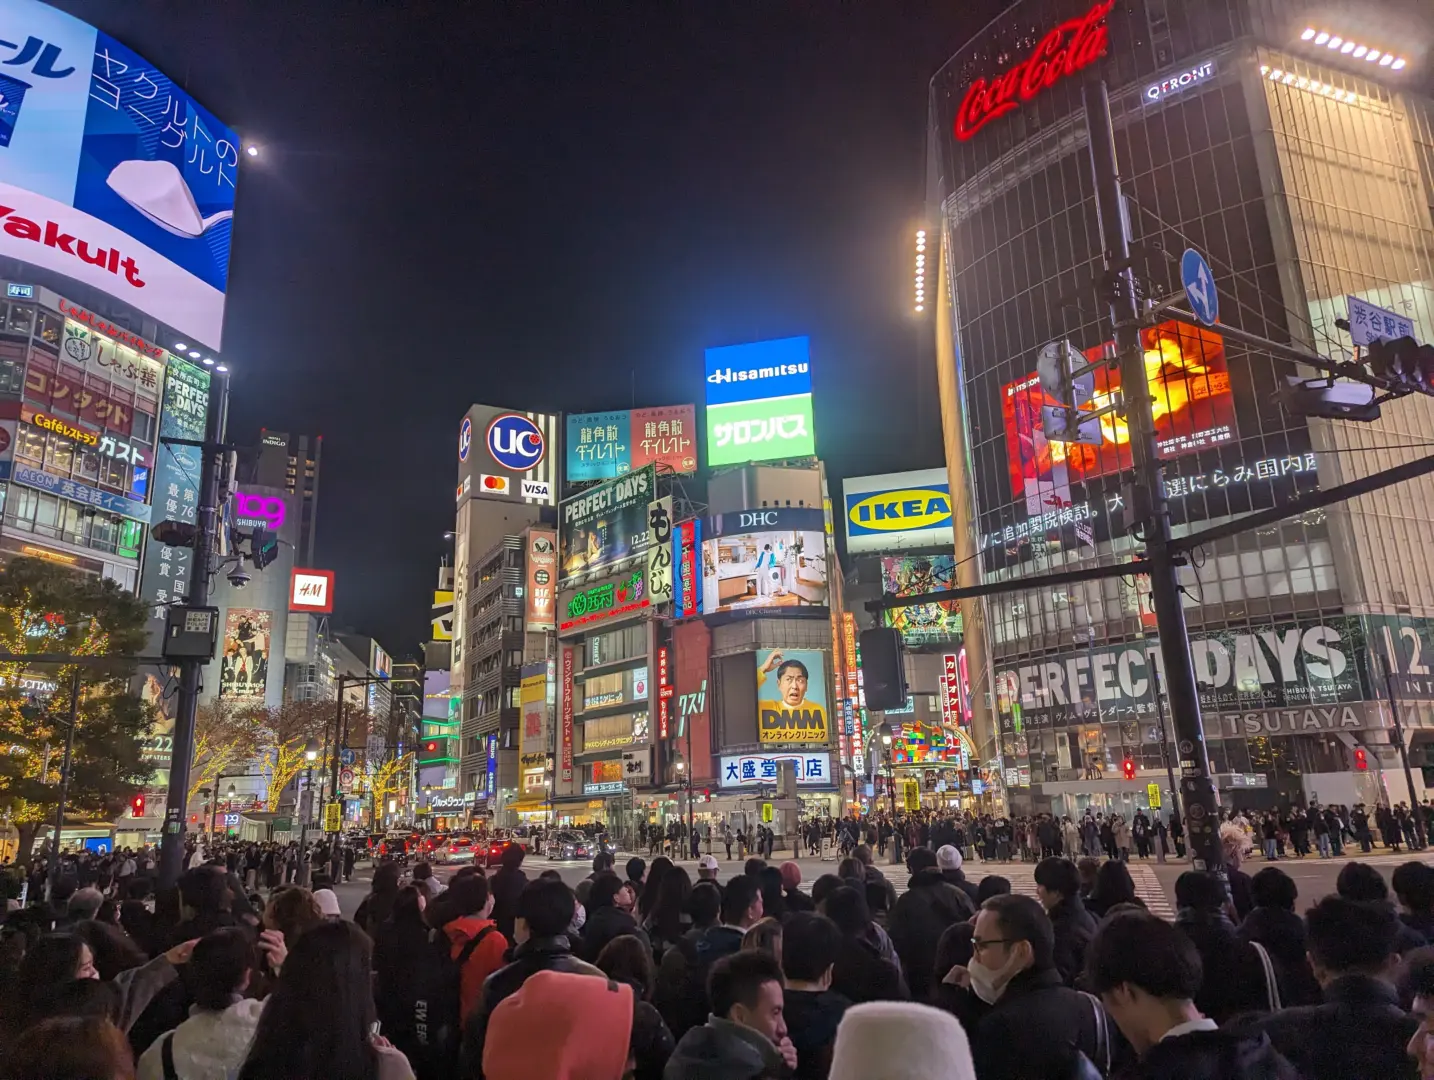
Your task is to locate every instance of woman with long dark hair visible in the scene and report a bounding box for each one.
[1085,858,1145,919]
[636,856,672,922]
[372,887,434,1070]
[641,865,691,962]
[238,920,414,1080]
[353,861,402,940]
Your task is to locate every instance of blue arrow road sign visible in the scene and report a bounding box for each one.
[1181,248,1218,326]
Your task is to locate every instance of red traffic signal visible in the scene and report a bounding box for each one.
[1122,758,1136,780]
[425,741,438,752]
[1354,747,1368,771]
[130,793,146,817]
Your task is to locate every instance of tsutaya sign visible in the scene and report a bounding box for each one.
[954,0,1113,141]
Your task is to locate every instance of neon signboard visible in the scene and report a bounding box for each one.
[954,0,1112,142]
[560,570,649,631]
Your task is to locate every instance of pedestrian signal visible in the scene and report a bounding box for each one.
[1354,747,1368,771]
[1122,758,1135,780]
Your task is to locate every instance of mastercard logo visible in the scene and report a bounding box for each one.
[480,474,510,494]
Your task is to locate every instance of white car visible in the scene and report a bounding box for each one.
[433,834,477,865]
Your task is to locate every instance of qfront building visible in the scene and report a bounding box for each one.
[928,0,1434,814]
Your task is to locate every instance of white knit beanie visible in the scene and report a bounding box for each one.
[829,1002,977,1080]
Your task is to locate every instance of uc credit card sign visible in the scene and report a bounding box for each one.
[704,336,815,467]
[0,0,240,348]
[844,468,954,554]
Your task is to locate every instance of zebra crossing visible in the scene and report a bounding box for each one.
[789,858,1176,920]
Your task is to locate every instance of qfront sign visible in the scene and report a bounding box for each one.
[954,0,1112,141]
[1144,60,1215,103]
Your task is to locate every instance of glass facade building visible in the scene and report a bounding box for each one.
[929,0,1434,814]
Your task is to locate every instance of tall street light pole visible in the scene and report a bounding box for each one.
[296,739,319,886]
[158,371,230,890]
[44,670,82,900]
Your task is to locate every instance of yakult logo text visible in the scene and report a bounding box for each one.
[0,205,146,287]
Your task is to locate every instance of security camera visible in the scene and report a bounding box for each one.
[227,569,252,589]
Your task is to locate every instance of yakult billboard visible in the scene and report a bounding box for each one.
[0,0,241,348]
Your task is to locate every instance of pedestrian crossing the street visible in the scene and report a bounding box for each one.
[788,858,1176,920]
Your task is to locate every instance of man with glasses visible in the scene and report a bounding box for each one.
[940,894,1118,1079]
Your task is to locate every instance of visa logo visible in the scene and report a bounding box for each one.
[847,488,951,533]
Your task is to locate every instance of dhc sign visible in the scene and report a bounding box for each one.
[843,468,954,554]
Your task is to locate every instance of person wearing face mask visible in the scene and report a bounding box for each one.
[939,894,1115,1080]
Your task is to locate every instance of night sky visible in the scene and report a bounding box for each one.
[55,1,1004,658]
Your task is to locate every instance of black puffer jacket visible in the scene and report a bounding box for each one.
[888,867,974,1000]
[1121,1028,1301,1080]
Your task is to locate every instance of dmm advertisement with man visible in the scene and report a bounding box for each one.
[756,647,829,745]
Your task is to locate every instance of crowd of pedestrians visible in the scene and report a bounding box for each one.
[6,833,1434,1079]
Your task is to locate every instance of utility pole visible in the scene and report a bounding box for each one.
[158,375,229,890]
[45,670,81,900]
[1084,80,1223,875]
[1382,658,1426,850]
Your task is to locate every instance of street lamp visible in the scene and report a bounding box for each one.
[297,738,319,886]
[881,730,897,817]
[675,758,694,860]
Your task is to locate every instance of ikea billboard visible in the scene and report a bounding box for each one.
[843,468,954,554]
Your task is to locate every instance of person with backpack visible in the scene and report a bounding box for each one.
[462,878,603,1075]
[136,928,265,1080]
[654,877,761,1041]
[428,875,508,1034]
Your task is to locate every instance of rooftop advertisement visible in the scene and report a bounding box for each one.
[844,468,954,554]
[0,0,241,347]
[558,464,654,583]
[704,336,815,467]
[457,405,559,507]
[565,405,697,482]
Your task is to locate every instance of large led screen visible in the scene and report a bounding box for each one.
[0,0,240,347]
[702,525,827,612]
[1002,320,1235,512]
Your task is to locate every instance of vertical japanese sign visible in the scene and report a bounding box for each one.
[486,733,498,798]
[520,663,548,755]
[0,0,241,347]
[657,645,672,740]
[673,518,702,618]
[560,647,575,783]
[940,653,960,728]
[647,496,674,608]
[139,357,208,634]
[524,528,557,631]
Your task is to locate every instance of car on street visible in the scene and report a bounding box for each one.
[433,833,477,865]
[546,830,591,861]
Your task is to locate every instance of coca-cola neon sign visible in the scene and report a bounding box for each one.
[954,0,1113,142]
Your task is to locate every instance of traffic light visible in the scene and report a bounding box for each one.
[1354,747,1368,771]
[251,528,279,570]
[860,627,909,711]
[151,520,199,547]
[1122,758,1136,780]
[130,793,145,818]
[1036,338,1104,444]
[1367,335,1434,390]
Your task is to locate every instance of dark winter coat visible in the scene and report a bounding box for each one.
[486,864,528,943]
[1115,1028,1301,1080]
[940,867,981,909]
[830,933,906,1005]
[887,867,975,1000]
[1046,894,1098,988]
[1236,906,1322,1007]
[1238,974,1420,1080]
[582,903,653,962]
[1174,911,1278,1024]
[663,1016,787,1080]
[783,989,851,1080]
[654,925,745,1040]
